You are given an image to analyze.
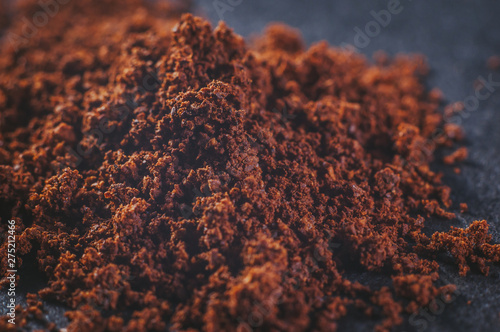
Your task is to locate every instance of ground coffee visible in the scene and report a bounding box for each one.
[1,1,499,331]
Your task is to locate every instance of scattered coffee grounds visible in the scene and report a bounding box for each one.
[442,146,468,165]
[1,1,500,331]
[487,55,500,71]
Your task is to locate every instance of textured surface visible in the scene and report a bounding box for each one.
[193,0,500,331]
[1,0,499,331]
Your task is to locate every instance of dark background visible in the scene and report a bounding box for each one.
[2,0,500,331]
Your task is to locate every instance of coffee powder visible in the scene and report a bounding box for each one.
[1,1,499,331]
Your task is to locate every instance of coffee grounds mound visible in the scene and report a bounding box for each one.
[1,1,500,331]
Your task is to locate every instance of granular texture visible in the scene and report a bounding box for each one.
[1,1,500,331]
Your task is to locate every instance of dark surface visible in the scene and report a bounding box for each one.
[2,0,500,331]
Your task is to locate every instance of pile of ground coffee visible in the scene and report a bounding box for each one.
[1,1,499,331]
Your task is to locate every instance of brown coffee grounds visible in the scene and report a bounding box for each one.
[442,147,468,165]
[460,203,468,214]
[1,1,500,331]
[487,55,500,71]
[416,220,500,276]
